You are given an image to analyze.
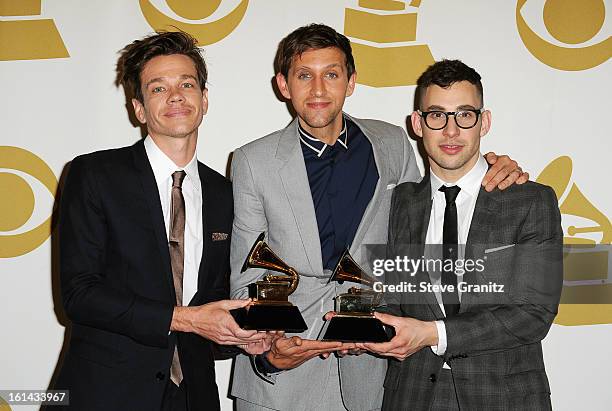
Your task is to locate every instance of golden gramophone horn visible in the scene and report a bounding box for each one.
[537,156,611,244]
[328,249,376,287]
[241,233,299,294]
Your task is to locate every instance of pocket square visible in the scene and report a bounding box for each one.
[484,244,515,254]
[212,232,229,241]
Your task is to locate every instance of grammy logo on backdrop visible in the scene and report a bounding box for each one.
[516,0,611,71]
[139,0,249,45]
[537,156,612,325]
[0,0,69,60]
[343,0,435,87]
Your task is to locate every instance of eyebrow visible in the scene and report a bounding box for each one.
[424,104,479,111]
[294,63,343,71]
[145,74,198,89]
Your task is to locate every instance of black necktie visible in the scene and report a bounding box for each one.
[439,185,461,317]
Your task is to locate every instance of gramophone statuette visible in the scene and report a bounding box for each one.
[231,233,308,332]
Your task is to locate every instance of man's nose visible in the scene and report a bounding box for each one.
[311,76,325,97]
[443,114,460,138]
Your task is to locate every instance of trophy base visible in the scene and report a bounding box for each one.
[231,304,308,333]
[319,315,392,343]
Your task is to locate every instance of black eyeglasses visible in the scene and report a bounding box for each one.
[418,109,483,130]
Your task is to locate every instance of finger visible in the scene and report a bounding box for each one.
[498,169,522,190]
[220,299,252,310]
[373,312,400,327]
[517,171,529,184]
[323,311,337,321]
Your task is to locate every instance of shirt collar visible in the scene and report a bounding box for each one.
[144,136,200,191]
[298,117,348,157]
[429,154,488,200]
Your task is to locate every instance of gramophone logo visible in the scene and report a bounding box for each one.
[140,0,249,45]
[536,156,612,325]
[343,0,435,87]
[517,0,611,71]
[0,0,69,61]
[0,146,57,258]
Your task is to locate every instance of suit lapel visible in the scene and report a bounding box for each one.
[348,115,391,254]
[131,141,174,297]
[277,119,324,275]
[410,175,445,319]
[461,188,499,312]
[195,162,210,296]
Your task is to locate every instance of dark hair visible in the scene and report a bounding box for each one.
[116,31,207,103]
[416,59,483,107]
[274,23,356,79]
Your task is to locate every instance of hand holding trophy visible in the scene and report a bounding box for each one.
[320,250,392,342]
[231,233,308,332]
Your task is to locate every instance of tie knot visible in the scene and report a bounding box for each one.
[172,170,186,188]
[439,185,461,204]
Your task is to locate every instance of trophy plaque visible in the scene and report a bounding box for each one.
[231,233,308,333]
[319,250,391,342]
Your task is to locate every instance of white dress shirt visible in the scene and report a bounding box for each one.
[144,136,203,306]
[426,155,488,366]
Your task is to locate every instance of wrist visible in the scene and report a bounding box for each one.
[170,306,193,333]
[426,321,439,346]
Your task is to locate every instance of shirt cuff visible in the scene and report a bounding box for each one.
[254,351,283,375]
[430,320,447,356]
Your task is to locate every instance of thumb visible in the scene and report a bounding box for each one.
[374,311,400,327]
[221,299,251,310]
[324,311,337,321]
[484,151,497,163]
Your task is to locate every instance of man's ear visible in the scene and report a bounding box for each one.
[346,72,357,97]
[410,111,423,138]
[275,73,291,100]
[201,88,209,116]
[480,110,492,137]
[132,98,146,124]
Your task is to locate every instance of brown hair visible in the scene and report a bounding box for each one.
[274,24,355,79]
[116,31,207,103]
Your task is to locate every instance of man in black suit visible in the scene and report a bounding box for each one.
[360,60,563,410]
[55,32,269,411]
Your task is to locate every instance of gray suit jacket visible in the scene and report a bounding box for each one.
[382,175,563,411]
[229,115,420,411]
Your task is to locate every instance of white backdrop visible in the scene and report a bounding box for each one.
[1,1,610,410]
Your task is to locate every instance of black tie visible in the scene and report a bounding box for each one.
[439,185,461,317]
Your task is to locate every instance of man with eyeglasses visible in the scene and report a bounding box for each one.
[357,60,563,410]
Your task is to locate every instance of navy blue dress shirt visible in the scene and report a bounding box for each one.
[299,117,379,271]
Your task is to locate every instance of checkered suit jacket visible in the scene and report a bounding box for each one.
[382,174,563,411]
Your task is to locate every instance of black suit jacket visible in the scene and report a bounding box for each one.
[382,174,563,411]
[55,140,232,411]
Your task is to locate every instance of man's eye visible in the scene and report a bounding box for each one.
[152,86,165,93]
[182,83,194,88]
[431,112,444,119]
[457,111,473,119]
[297,73,311,80]
[326,72,338,79]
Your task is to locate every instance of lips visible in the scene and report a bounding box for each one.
[164,108,192,117]
[439,144,463,155]
[306,101,331,109]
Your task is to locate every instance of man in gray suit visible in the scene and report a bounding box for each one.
[230,25,527,411]
[361,60,563,410]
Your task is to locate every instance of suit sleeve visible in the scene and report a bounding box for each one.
[229,147,269,299]
[397,126,421,184]
[229,147,280,383]
[60,156,173,348]
[443,186,563,361]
